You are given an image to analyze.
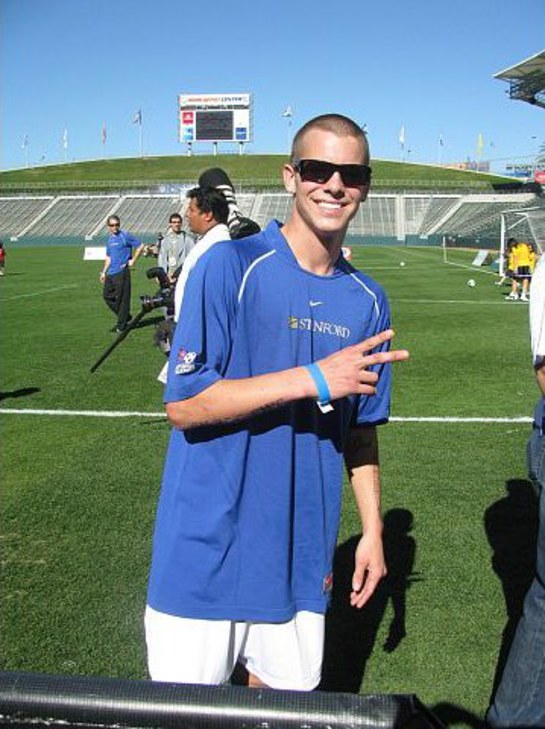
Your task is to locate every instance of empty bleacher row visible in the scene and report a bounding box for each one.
[0,191,541,244]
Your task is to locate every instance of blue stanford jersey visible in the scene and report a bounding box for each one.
[147,220,392,622]
[105,230,141,275]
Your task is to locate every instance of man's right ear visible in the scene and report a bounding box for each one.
[282,163,297,194]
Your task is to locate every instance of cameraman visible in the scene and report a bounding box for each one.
[158,213,195,283]
[174,186,230,321]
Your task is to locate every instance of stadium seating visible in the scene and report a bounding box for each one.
[24,196,119,237]
[0,196,54,237]
[435,195,536,238]
[0,190,542,247]
[411,196,461,236]
[113,195,182,236]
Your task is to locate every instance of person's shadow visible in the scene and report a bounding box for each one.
[484,478,539,699]
[319,508,421,692]
[0,387,41,401]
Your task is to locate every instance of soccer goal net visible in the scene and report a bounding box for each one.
[441,203,545,274]
[498,206,545,275]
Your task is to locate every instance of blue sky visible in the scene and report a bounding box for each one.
[2,0,544,173]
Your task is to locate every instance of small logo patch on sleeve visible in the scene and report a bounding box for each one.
[174,348,198,375]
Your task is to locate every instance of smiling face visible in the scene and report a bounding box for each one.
[283,128,370,247]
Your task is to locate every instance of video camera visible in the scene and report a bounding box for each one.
[90,265,176,373]
[140,266,175,315]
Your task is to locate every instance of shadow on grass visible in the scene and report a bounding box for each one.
[131,314,165,330]
[319,508,420,693]
[484,478,538,701]
[91,313,167,372]
[138,418,168,426]
[0,386,41,401]
[430,701,485,727]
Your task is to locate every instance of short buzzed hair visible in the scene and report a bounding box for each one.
[291,113,369,164]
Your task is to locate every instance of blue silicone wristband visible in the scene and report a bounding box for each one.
[305,363,331,405]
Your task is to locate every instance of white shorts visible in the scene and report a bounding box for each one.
[144,605,324,690]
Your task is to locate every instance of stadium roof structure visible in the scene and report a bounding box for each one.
[494,49,545,109]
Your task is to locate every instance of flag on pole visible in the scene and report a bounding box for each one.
[398,125,406,148]
[62,128,68,150]
[439,134,444,147]
[477,132,484,156]
[132,109,142,125]
[102,124,107,145]
[21,133,28,149]
[282,106,293,118]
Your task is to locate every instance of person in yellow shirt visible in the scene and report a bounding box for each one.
[506,238,534,302]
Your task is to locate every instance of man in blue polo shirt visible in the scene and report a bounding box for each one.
[145,114,409,690]
[100,215,144,332]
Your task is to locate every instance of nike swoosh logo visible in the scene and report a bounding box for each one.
[309,300,323,307]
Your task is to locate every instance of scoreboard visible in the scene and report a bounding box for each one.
[179,93,252,144]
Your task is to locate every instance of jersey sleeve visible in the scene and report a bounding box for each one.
[531,257,545,365]
[353,285,392,426]
[164,246,239,403]
[126,232,141,249]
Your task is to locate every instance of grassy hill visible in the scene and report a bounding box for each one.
[0,154,515,193]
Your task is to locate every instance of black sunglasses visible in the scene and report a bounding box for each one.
[292,158,372,187]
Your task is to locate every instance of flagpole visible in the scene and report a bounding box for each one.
[476,132,484,166]
[22,134,29,168]
[398,125,406,162]
[62,128,68,163]
[133,110,143,157]
[287,116,292,154]
[282,106,293,154]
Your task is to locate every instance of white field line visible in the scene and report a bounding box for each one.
[359,265,412,270]
[391,298,523,305]
[0,408,533,424]
[0,408,165,418]
[360,245,500,278]
[1,284,78,301]
[390,416,532,423]
[443,259,498,277]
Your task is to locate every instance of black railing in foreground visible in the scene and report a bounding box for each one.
[0,670,444,729]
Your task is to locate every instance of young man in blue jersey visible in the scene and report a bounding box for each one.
[99,215,144,332]
[145,114,409,690]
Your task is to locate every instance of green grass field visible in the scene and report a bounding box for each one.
[1,241,539,728]
[0,153,513,192]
